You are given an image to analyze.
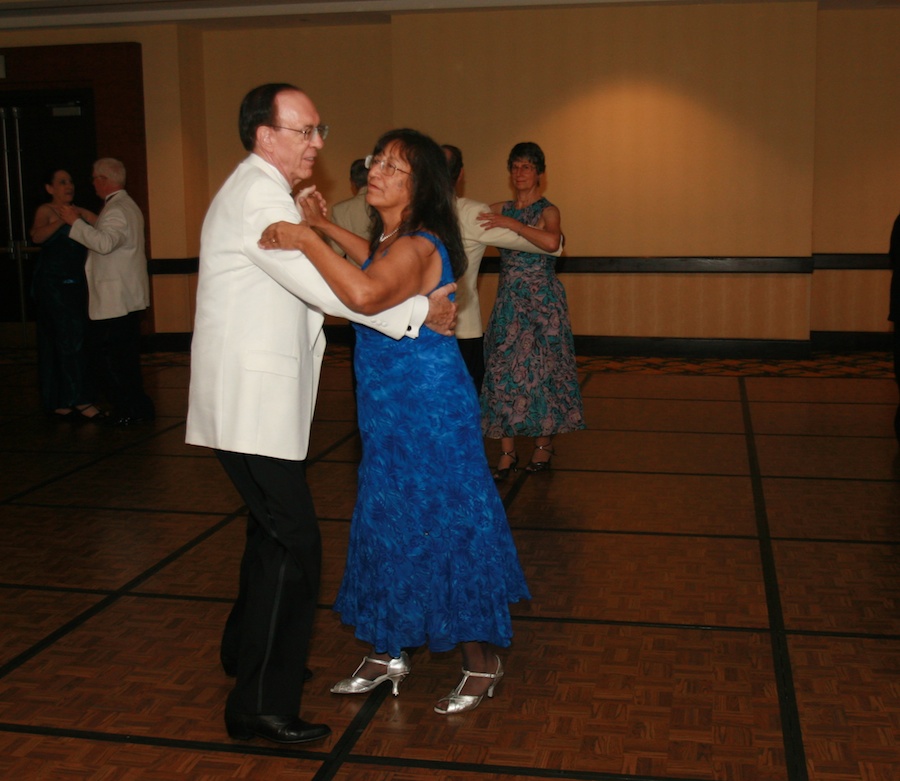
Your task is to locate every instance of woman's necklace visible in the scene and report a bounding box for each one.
[379,226,400,243]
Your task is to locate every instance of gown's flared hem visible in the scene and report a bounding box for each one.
[335,593,530,658]
[483,422,587,439]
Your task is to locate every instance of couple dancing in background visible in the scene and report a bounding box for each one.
[29,160,155,427]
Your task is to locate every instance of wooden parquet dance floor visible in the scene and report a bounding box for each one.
[0,346,897,781]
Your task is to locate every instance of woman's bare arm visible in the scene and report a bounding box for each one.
[260,221,441,315]
[30,204,68,244]
[477,204,562,253]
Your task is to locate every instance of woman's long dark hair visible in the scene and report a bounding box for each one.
[368,128,466,281]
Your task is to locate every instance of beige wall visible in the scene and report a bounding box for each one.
[394,3,818,257]
[2,2,897,338]
[477,273,812,341]
[814,9,900,254]
[809,7,899,334]
[811,270,894,333]
[177,25,209,259]
[201,23,394,205]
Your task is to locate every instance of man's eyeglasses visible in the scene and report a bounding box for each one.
[270,124,329,141]
[365,154,410,178]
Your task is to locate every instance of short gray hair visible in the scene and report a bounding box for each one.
[94,157,126,186]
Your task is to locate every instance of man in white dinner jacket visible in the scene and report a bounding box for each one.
[186,83,455,746]
[442,144,562,391]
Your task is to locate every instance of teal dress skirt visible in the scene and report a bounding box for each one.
[333,232,530,658]
[481,197,585,438]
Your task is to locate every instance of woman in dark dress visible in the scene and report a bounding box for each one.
[260,129,530,715]
[29,169,103,421]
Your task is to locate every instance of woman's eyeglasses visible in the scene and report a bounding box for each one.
[365,154,410,178]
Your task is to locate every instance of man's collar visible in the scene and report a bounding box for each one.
[249,152,291,192]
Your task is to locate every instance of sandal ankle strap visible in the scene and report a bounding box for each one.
[460,668,501,679]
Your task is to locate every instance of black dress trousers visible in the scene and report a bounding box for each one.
[89,310,155,419]
[215,450,321,715]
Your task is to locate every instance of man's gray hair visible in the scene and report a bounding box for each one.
[94,157,127,186]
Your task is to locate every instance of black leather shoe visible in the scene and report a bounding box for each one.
[225,712,331,744]
[107,414,155,427]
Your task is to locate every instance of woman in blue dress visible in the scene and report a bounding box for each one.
[478,142,585,477]
[29,168,103,421]
[260,129,530,715]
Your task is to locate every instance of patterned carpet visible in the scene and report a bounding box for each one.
[576,351,896,378]
[0,347,895,378]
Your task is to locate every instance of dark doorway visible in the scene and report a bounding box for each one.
[1,89,98,338]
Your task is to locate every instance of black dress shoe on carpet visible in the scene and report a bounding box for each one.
[224,712,331,744]
[107,414,155,427]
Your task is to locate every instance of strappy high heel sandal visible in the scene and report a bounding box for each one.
[525,444,554,473]
[330,651,410,697]
[433,655,504,714]
[492,451,518,481]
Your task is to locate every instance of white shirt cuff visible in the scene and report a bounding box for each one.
[406,295,429,338]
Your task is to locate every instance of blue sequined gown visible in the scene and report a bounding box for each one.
[333,232,531,657]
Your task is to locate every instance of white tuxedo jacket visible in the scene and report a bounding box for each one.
[186,155,426,461]
[69,189,150,321]
[455,196,563,339]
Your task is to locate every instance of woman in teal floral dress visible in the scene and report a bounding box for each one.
[479,142,585,476]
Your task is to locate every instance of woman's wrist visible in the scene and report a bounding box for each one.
[295,227,313,252]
